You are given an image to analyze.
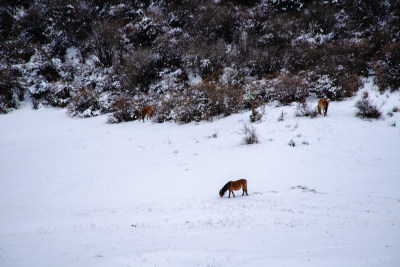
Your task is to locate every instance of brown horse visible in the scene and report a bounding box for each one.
[317,99,329,116]
[141,106,153,122]
[219,179,248,198]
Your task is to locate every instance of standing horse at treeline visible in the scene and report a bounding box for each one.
[219,179,248,198]
[141,106,153,122]
[317,99,329,116]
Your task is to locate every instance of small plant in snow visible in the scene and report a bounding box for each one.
[295,102,318,118]
[250,107,262,122]
[278,110,285,121]
[288,139,296,147]
[209,131,218,138]
[241,123,259,145]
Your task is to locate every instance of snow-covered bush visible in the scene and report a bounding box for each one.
[68,87,101,118]
[125,16,160,47]
[154,81,244,123]
[3,0,399,119]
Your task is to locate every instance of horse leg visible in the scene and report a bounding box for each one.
[232,191,235,197]
[228,190,231,198]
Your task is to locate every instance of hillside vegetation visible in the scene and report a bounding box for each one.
[1,0,399,122]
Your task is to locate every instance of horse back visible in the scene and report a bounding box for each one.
[142,106,153,115]
[318,99,329,109]
[229,179,247,190]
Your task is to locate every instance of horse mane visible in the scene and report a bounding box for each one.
[220,182,230,195]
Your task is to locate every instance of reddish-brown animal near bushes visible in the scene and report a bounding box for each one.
[317,99,329,116]
[219,179,248,198]
[141,106,153,122]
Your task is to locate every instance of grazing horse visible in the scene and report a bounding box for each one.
[219,179,248,198]
[317,99,329,116]
[141,106,153,122]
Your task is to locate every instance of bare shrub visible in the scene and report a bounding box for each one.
[295,102,318,118]
[374,42,400,92]
[241,123,259,145]
[275,74,309,105]
[355,98,382,119]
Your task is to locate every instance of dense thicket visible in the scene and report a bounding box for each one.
[1,0,399,121]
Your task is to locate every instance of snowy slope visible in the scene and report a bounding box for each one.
[1,80,400,267]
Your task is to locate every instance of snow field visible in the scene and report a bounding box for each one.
[1,83,400,266]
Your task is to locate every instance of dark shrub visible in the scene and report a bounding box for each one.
[374,42,400,92]
[0,66,23,113]
[19,5,49,44]
[39,63,61,82]
[275,74,309,105]
[174,82,244,123]
[108,95,141,123]
[333,73,363,100]
[284,42,320,73]
[90,21,124,68]
[119,48,157,94]
[125,16,159,47]
[355,98,382,119]
[46,87,71,108]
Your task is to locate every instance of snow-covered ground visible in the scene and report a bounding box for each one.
[1,79,400,266]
